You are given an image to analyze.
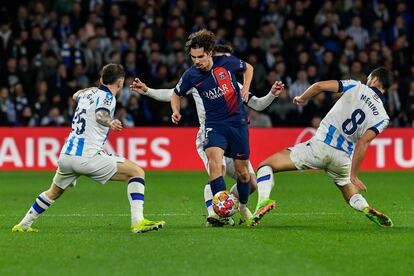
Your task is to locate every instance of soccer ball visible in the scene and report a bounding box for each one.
[212,191,239,217]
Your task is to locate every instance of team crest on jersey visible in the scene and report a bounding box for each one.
[218,72,226,80]
[372,93,380,103]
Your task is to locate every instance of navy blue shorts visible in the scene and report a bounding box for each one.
[203,123,250,160]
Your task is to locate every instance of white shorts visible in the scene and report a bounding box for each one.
[195,128,255,179]
[289,137,351,186]
[53,152,125,189]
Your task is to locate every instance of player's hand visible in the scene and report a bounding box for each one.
[129,78,148,94]
[110,119,123,131]
[171,112,181,124]
[241,87,249,102]
[351,176,367,192]
[293,96,306,106]
[271,81,285,97]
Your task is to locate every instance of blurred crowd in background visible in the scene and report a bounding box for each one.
[1,0,414,128]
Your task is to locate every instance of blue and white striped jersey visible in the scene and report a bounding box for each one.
[315,79,389,156]
[61,85,116,157]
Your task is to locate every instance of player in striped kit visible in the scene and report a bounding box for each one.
[254,67,394,227]
[12,64,165,233]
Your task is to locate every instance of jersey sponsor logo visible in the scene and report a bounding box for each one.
[201,84,231,100]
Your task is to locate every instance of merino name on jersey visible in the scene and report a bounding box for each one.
[360,94,381,115]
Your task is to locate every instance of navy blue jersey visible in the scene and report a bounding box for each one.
[174,55,248,126]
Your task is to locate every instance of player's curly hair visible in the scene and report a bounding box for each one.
[185,29,216,55]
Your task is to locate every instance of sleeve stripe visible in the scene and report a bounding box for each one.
[368,120,386,135]
[372,119,385,128]
[368,127,380,135]
[337,80,343,93]
[173,88,182,96]
[95,107,110,114]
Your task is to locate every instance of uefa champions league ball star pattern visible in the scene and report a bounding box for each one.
[212,191,239,217]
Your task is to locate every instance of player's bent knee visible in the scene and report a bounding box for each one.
[236,170,251,182]
[46,183,65,200]
[129,166,145,179]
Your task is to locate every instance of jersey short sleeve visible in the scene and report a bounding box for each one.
[222,55,246,73]
[338,79,361,93]
[174,70,193,97]
[368,118,389,135]
[96,91,115,114]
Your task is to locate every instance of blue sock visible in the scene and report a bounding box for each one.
[210,176,226,196]
[237,179,251,204]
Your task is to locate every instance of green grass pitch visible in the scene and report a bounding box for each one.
[1,171,413,275]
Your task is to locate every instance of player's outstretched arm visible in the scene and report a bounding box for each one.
[246,81,284,111]
[171,93,182,124]
[129,78,173,102]
[350,130,377,191]
[293,80,339,106]
[241,63,254,102]
[96,109,123,131]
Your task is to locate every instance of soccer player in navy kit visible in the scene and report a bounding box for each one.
[171,29,255,222]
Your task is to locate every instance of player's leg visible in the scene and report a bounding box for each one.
[197,135,221,217]
[197,130,234,226]
[332,175,393,227]
[327,150,393,227]
[233,159,254,222]
[12,155,74,232]
[205,126,227,192]
[226,158,257,197]
[205,148,236,227]
[253,139,319,226]
[336,183,393,227]
[110,158,165,233]
[257,149,297,203]
[226,124,255,222]
[249,149,297,225]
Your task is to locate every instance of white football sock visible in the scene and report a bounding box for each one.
[128,177,145,225]
[349,194,369,211]
[239,204,252,221]
[256,165,274,203]
[204,184,216,217]
[229,184,239,197]
[19,192,54,229]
